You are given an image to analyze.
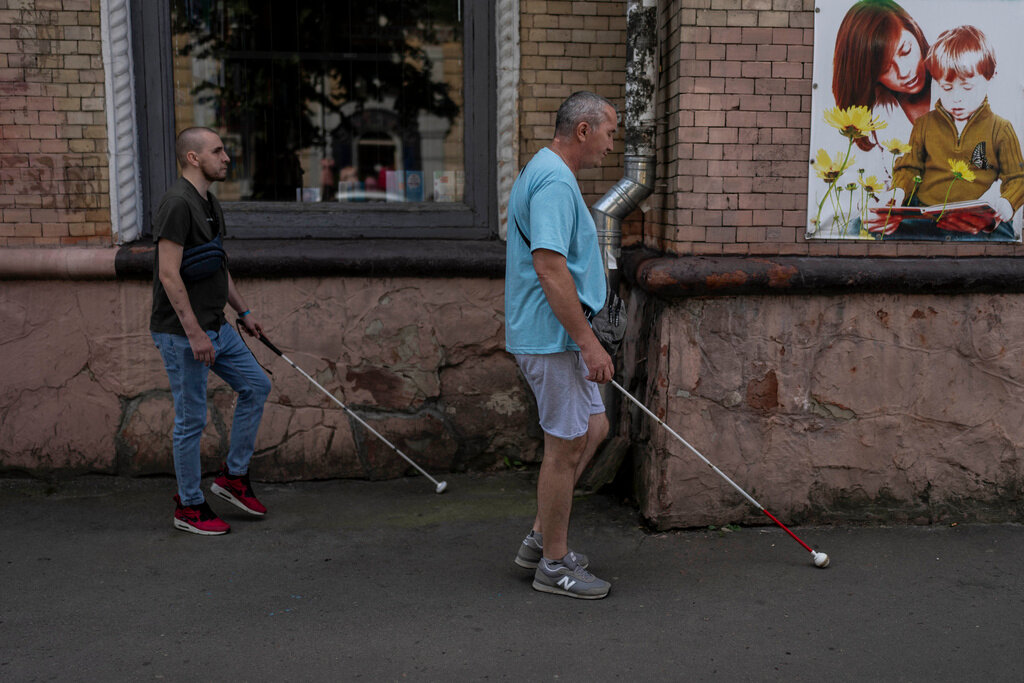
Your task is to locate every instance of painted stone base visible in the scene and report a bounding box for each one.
[8,277,1022,527]
[0,278,541,479]
[626,293,1024,529]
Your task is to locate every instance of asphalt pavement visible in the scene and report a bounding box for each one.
[1,471,1022,681]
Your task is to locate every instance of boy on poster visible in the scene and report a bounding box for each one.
[871,25,1024,239]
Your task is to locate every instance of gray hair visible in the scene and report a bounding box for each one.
[554,91,616,137]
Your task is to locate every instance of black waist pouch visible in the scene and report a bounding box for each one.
[180,233,226,283]
[587,289,627,356]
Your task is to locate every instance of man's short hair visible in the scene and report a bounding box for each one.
[925,25,996,82]
[175,127,218,167]
[554,91,616,137]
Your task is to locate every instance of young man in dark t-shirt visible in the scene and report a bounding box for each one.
[150,126,272,535]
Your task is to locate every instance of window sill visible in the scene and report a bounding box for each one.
[116,237,506,280]
[223,203,487,236]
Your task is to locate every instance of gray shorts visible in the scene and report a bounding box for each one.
[515,351,605,440]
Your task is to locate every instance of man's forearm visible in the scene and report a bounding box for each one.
[226,271,249,316]
[158,240,205,339]
[163,281,205,339]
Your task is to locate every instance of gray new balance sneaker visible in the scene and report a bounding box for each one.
[532,553,610,600]
[515,531,590,569]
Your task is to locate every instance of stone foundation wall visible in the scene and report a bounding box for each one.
[0,277,540,479]
[625,292,1024,529]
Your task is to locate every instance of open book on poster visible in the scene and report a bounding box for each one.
[868,199,998,219]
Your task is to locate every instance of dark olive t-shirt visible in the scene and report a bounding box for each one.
[149,177,229,335]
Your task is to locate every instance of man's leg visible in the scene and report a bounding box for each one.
[515,352,611,597]
[575,411,610,480]
[532,399,611,599]
[207,324,273,517]
[153,331,211,506]
[536,430,587,561]
[209,324,272,476]
[532,411,608,536]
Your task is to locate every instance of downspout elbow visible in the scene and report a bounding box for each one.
[592,155,655,271]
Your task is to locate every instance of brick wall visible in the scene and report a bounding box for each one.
[660,0,1024,257]
[0,0,110,247]
[519,0,642,236]
[6,1,1019,256]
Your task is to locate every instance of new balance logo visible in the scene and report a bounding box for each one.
[557,576,577,591]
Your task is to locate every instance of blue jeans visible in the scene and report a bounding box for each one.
[152,323,272,506]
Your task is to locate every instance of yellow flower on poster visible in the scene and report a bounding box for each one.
[823,105,888,140]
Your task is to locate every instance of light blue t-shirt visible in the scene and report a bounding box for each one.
[505,147,607,354]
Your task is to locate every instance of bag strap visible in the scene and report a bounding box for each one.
[514,215,531,248]
[512,168,613,321]
[512,167,531,248]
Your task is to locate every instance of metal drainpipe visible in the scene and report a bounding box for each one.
[592,0,658,292]
[591,0,658,431]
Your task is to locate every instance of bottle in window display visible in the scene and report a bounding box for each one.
[434,170,455,202]
[406,171,424,201]
[319,159,336,201]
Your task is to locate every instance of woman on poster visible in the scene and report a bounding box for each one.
[832,0,932,180]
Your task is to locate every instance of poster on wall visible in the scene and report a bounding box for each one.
[807,0,1024,242]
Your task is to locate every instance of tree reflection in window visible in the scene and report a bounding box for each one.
[171,1,462,203]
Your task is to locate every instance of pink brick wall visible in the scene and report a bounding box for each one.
[0,0,111,247]
[658,0,1024,257]
[519,0,650,242]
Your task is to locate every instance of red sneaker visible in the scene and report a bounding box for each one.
[210,467,267,517]
[173,495,231,535]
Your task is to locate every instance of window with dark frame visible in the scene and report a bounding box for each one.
[131,0,496,239]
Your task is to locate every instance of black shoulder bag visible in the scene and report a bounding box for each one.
[179,198,227,283]
[180,232,227,283]
[514,216,627,356]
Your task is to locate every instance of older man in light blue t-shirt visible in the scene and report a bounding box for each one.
[505,91,618,600]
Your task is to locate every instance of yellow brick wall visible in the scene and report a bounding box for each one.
[518,1,631,215]
[0,0,111,247]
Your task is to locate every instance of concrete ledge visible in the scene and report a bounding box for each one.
[115,239,507,280]
[624,250,1024,297]
[0,248,118,280]
[0,240,507,281]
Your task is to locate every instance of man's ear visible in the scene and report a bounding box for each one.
[186,150,199,167]
[576,121,589,141]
